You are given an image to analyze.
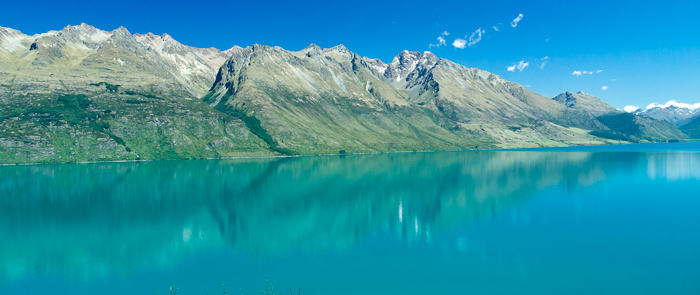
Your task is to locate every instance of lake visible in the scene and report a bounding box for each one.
[1,142,699,294]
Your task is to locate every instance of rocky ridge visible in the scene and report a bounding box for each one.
[0,24,694,163]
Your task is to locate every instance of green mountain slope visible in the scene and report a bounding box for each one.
[205,45,617,153]
[204,45,481,154]
[679,115,700,138]
[0,25,272,163]
[552,91,619,117]
[593,112,688,142]
[1,24,688,164]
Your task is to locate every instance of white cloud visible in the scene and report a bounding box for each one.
[539,56,549,69]
[517,60,529,71]
[611,78,617,81]
[452,38,467,49]
[596,70,603,73]
[437,36,446,46]
[545,38,550,42]
[508,60,529,72]
[602,86,608,90]
[430,36,448,48]
[624,105,640,113]
[511,14,524,27]
[493,26,500,32]
[429,32,450,47]
[572,70,600,76]
[467,28,485,47]
[646,100,700,111]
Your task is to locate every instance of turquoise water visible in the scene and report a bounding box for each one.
[1,142,699,294]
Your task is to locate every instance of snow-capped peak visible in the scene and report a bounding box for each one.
[646,100,700,111]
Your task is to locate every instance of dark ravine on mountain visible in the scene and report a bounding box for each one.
[0,24,693,164]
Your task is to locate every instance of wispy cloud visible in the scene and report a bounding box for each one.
[646,100,700,111]
[437,13,521,50]
[602,86,608,90]
[623,105,640,113]
[507,60,529,72]
[429,31,450,47]
[467,28,485,47]
[429,36,447,48]
[518,61,529,71]
[539,56,549,69]
[572,70,601,76]
[511,14,524,27]
[453,38,467,49]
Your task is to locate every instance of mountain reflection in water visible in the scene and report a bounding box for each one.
[0,147,698,284]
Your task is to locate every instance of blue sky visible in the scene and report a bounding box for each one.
[2,0,699,110]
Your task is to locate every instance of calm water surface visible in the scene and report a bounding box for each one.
[1,143,700,294]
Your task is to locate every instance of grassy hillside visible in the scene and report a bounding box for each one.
[680,115,700,138]
[593,112,687,142]
[0,85,273,164]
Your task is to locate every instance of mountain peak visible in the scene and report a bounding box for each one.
[321,44,353,61]
[327,44,349,53]
[383,50,439,84]
[110,26,132,39]
[553,91,618,116]
[300,43,322,57]
[224,45,244,54]
[251,43,270,51]
[58,23,112,44]
[303,43,321,50]
[77,23,95,29]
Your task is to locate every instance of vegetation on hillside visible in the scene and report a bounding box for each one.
[680,115,700,138]
[0,85,272,164]
[594,112,687,142]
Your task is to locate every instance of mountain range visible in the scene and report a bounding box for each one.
[0,24,694,164]
[630,103,700,126]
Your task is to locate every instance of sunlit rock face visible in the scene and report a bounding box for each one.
[0,23,234,98]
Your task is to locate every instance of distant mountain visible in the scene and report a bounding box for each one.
[593,112,687,142]
[548,92,688,142]
[680,115,700,138]
[630,102,700,126]
[0,24,689,164]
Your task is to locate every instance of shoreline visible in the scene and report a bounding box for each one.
[2,140,699,167]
